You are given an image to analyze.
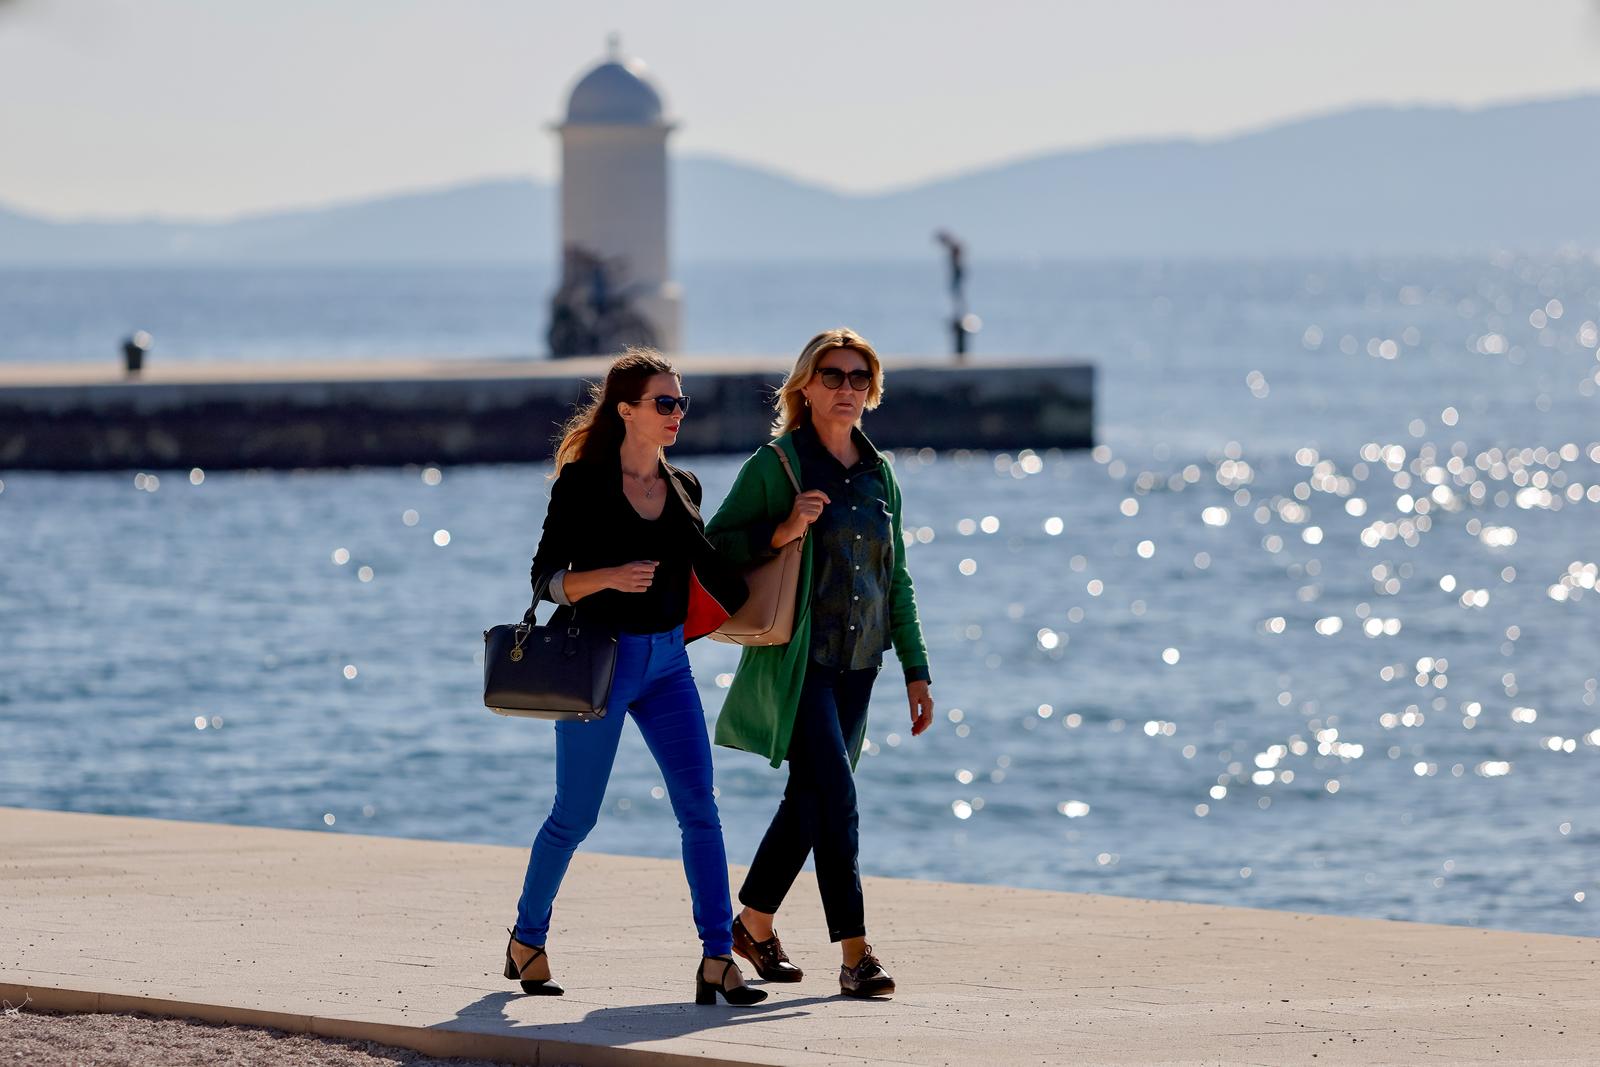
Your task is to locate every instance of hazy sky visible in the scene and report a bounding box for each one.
[4,0,1600,220]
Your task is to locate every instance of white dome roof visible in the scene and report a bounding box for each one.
[565,54,665,126]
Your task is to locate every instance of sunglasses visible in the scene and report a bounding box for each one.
[816,368,872,392]
[632,395,692,416]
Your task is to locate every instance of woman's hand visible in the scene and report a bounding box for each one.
[772,490,830,547]
[559,562,657,602]
[606,560,658,593]
[907,680,934,736]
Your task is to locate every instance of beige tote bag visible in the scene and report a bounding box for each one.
[711,443,805,646]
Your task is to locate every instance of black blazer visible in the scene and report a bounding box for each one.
[528,453,749,640]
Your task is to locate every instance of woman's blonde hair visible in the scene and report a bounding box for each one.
[552,347,678,474]
[772,328,884,438]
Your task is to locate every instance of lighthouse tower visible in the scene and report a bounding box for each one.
[551,37,681,354]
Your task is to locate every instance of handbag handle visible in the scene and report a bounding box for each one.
[522,570,580,628]
[768,441,802,494]
[767,442,809,544]
[521,575,547,627]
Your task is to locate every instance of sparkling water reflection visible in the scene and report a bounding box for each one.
[2,437,1596,935]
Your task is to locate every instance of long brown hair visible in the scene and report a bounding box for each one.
[552,348,678,473]
[772,327,884,438]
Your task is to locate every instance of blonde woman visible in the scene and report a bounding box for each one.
[505,349,766,1006]
[707,328,933,998]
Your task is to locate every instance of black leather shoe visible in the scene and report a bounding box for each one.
[839,945,895,998]
[732,915,804,982]
[695,954,769,1006]
[504,929,564,996]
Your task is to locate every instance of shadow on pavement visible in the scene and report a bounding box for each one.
[434,987,871,1048]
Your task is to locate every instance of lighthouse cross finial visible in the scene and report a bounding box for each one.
[607,32,621,60]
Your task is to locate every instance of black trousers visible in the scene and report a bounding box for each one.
[739,661,878,942]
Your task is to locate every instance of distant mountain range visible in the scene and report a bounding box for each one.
[4,94,1597,263]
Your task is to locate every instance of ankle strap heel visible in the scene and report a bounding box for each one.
[504,928,564,997]
[694,954,768,1006]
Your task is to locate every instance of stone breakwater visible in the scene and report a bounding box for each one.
[0,354,1093,470]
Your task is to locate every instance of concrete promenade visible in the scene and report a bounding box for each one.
[2,808,1596,1066]
[0,354,1094,470]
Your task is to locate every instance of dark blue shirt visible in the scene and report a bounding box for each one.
[794,422,924,678]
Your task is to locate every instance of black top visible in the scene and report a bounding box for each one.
[528,453,747,637]
[601,478,694,634]
[794,421,929,682]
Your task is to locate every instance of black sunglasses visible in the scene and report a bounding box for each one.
[816,368,872,392]
[632,395,692,416]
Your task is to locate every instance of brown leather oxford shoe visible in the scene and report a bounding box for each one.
[731,915,804,982]
[839,946,895,998]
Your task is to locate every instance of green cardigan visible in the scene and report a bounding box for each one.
[705,430,930,769]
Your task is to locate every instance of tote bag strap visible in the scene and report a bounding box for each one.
[766,441,807,546]
[766,441,802,495]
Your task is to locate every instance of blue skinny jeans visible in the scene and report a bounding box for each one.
[514,626,734,957]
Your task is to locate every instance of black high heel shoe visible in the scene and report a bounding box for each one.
[504,929,564,996]
[694,954,768,1006]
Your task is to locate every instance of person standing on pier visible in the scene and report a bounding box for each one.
[505,349,766,1007]
[707,328,934,998]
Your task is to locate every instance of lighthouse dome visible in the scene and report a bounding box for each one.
[565,54,665,125]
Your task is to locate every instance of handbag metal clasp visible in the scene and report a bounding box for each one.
[510,623,531,662]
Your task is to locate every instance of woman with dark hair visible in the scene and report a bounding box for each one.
[503,348,766,1006]
[706,328,934,999]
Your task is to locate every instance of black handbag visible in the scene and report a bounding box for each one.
[483,574,617,721]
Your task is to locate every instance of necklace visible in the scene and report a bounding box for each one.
[623,467,659,500]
